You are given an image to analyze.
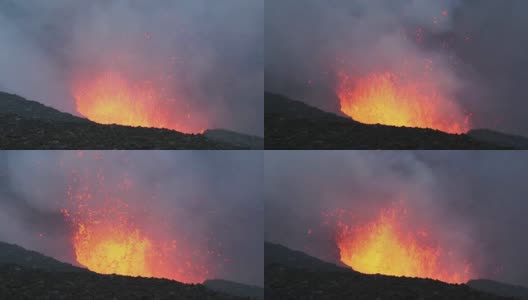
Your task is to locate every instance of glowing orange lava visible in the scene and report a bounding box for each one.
[63,196,209,283]
[73,71,198,133]
[336,207,472,283]
[61,160,213,283]
[73,218,155,277]
[338,72,470,134]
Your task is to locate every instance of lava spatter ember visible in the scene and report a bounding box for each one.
[73,71,199,133]
[336,206,473,283]
[337,71,471,134]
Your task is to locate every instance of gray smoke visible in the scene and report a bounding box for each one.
[0,151,263,286]
[0,0,263,135]
[265,151,528,287]
[265,0,528,136]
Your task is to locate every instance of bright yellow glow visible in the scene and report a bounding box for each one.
[337,207,472,283]
[74,222,153,277]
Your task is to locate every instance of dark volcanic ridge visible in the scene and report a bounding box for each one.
[0,241,253,300]
[264,92,527,149]
[0,241,86,273]
[264,242,520,300]
[0,91,263,149]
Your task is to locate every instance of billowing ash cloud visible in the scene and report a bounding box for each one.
[266,0,528,136]
[0,151,263,286]
[0,0,263,135]
[265,151,528,286]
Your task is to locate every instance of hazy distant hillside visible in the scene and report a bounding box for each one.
[468,279,528,300]
[203,129,264,150]
[204,279,263,300]
[468,129,528,149]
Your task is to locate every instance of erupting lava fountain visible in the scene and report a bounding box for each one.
[73,71,202,133]
[337,71,471,134]
[336,205,474,283]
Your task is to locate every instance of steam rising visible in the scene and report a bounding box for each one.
[265,151,528,286]
[266,0,528,136]
[0,151,263,286]
[0,0,263,135]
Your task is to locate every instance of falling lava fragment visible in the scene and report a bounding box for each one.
[336,207,472,283]
[338,72,471,134]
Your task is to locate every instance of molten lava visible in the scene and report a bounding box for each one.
[338,72,470,134]
[63,196,209,283]
[336,207,472,283]
[73,71,199,133]
[74,218,154,277]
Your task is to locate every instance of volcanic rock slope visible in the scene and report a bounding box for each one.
[264,92,518,150]
[264,242,516,300]
[0,242,85,273]
[0,241,250,300]
[0,91,259,150]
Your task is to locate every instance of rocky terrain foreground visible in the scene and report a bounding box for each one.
[0,241,251,300]
[0,264,246,300]
[264,92,522,149]
[0,91,262,149]
[265,242,517,300]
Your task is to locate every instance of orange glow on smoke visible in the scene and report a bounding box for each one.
[338,72,470,134]
[336,206,472,283]
[73,71,199,133]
